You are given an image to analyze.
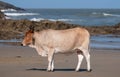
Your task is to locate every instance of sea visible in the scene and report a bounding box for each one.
[1,8,120,49]
[2,8,120,26]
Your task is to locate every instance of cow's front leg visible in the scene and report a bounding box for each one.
[51,60,54,71]
[47,49,54,72]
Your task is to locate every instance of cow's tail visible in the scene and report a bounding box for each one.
[88,40,90,52]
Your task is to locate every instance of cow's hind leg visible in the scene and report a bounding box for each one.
[75,49,84,72]
[47,49,54,72]
[82,49,91,72]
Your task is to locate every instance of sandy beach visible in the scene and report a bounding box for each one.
[0,46,119,77]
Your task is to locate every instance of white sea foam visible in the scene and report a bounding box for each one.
[30,18,74,22]
[1,9,17,12]
[30,18,44,21]
[103,13,113,16]
[4,13,39,16]
[48,19,73,22]
[57,19,73,21]
[103,13,120,17]
[91,12,120,17]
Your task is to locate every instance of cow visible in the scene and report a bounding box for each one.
[21,27,91,72]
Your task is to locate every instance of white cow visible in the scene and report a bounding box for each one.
[21,27,91,72]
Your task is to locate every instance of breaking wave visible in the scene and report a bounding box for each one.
[91,12,120,17]
[30,18,75,22]
[30,18,44,21]
[103,13,120,17]
[1,9,17,12]
[4,13,39,16]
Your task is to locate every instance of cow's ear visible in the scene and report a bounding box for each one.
[29,26,34,33]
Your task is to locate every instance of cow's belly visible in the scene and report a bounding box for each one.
[54,47,76,53]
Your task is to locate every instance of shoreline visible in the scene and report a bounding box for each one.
[0,41,120,50]
[0,34,120,49]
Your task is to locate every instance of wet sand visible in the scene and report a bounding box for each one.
[0,46,120,77]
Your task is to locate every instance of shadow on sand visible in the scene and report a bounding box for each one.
[26,68,88,72]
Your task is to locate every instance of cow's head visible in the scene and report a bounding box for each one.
[21,30,34,46]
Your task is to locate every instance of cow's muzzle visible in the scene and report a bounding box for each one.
[21,44,23,46]
[21,43,31,46]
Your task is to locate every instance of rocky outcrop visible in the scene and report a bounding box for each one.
[0,19,120,40]
[0,1,24,11]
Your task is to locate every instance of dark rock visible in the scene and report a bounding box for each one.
[0,19,120,40]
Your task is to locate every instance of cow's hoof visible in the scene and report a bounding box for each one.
[47,69,54,72]
[47,69,51,72]
[87,69,92,72]
[51,69,54,72]
[75,70,79,72]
